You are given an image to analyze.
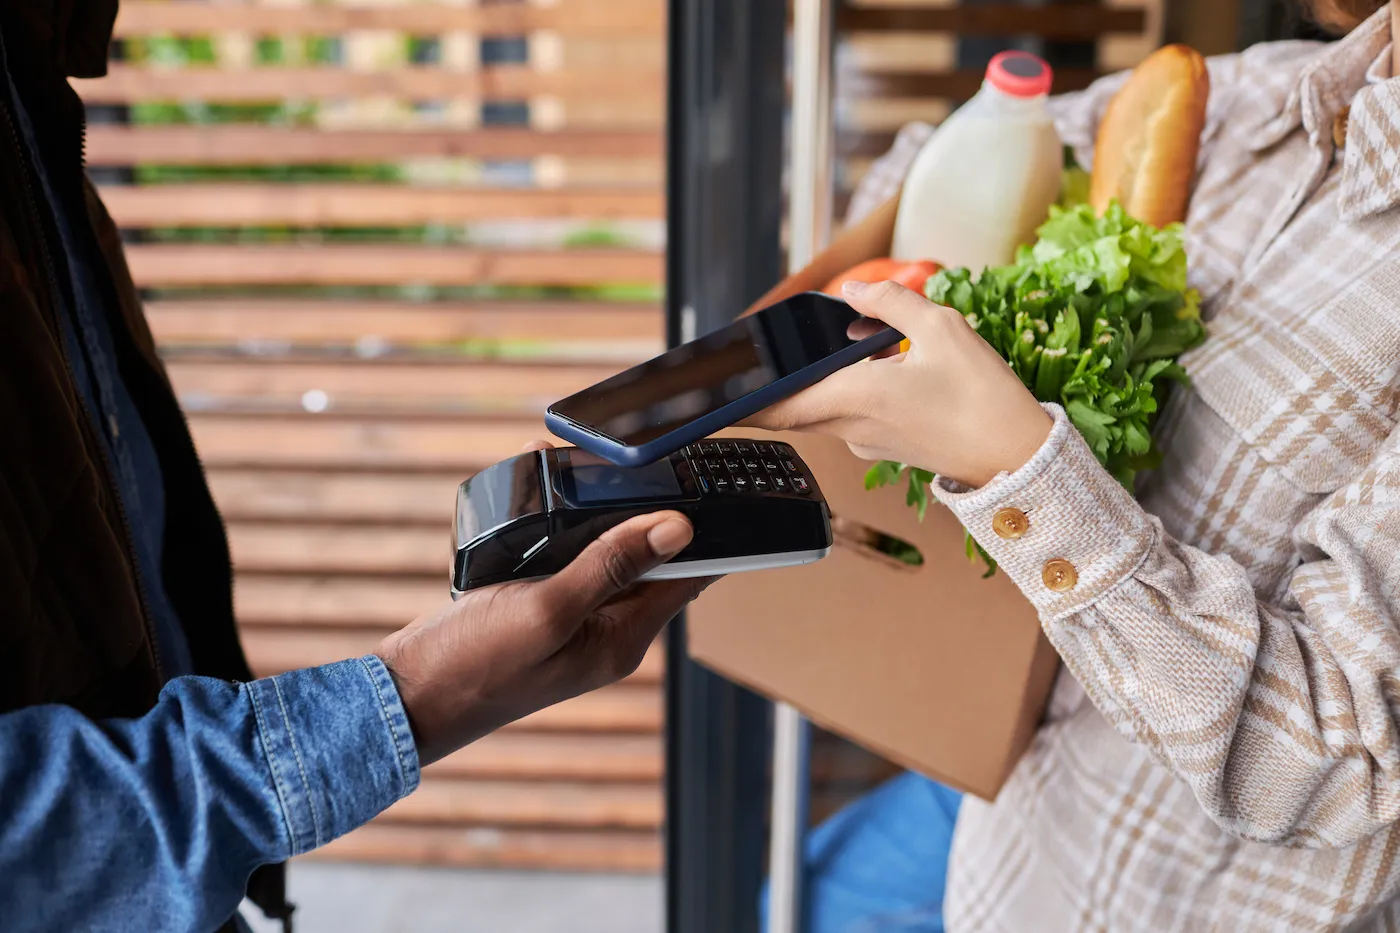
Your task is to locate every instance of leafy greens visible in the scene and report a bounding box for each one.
[865,197,1205,575]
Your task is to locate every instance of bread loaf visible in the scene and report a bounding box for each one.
[1089,45,1209,227]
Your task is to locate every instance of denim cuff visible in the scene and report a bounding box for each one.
[248,656,421,856]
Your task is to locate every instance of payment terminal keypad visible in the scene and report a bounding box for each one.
[683,441,812,496]
[455,439,831,594]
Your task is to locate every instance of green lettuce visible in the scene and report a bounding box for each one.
[1058,162,1091,211]
[866,201,1204,573]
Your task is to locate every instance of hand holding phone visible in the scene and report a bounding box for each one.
[545,292,902,466]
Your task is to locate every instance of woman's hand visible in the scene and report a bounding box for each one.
[748,280,1053,488]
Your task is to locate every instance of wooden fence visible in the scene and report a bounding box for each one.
[82,0,1160,873]
[90,0,668,873]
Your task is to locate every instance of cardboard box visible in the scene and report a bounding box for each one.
[687,432,1057,800]
[689,198,1057,800]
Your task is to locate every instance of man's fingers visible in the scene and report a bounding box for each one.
[840,280,935,339]
[609,575,715,636]
[521,439,555,452]
[534,574,718,695]
[582,576,718,684]
[536,511,694,614]
[608,575,717,622]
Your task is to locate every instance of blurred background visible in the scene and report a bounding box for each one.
[82,0,1308,929]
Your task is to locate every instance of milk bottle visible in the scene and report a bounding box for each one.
[890,51,1063,271]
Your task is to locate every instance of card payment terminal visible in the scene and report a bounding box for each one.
[452,439,832,595]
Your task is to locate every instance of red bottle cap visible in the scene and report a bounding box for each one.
[985,51,1053,98]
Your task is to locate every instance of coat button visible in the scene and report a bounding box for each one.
[992,507,1030,540]
[1042,559,1078,592]
[1333,104,1351,150]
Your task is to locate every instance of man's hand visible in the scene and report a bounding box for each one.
[377,506,709,766]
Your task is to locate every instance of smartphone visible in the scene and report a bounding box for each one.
[545,291,902,466]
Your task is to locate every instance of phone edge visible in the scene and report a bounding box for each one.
[546,325,903,467]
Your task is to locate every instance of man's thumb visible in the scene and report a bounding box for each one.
[537,512,694,611]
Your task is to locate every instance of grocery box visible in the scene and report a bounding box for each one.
[687,196,1058,800]
[687,431,1057,800]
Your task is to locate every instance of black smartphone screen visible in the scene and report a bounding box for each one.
[550,293,879,447]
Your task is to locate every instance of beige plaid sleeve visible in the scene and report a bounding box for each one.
[934,401,1400,848]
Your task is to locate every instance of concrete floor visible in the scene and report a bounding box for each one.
[240,863,662,933]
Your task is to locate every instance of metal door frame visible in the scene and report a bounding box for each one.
[664,4,787,933]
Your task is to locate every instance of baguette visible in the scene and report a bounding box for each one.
[1089,45,1209,227]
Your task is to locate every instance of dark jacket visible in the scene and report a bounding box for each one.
[0,1,288,926]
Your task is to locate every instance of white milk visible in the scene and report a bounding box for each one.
[890,51,1063,272]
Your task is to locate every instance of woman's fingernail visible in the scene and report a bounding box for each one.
[842,280,869,299]
[648,517,694,557]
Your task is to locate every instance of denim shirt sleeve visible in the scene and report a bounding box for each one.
[0,655,420,933]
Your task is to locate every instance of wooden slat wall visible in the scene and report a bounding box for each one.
[109,3,666,36]
[92,0,672,874]
[86,0,1164,875]
[84,126,662,164]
